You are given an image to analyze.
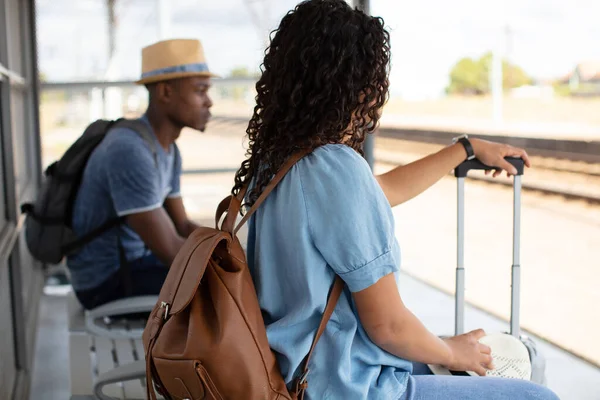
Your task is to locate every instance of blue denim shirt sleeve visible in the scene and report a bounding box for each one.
[298,145,400,292]
[168,144,182,198]
[103,129,163,216]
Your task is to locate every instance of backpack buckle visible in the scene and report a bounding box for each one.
[298,369,309,384]
[160,301,170,321]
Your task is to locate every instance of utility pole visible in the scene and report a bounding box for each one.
[491,48,503,124]
[157,0,171,40]
[103,0,121,120]
[354,0,375,170]
[504,25,513,92]
[491,24,513,125]
[244,0,271,50]
[108,0,116,61]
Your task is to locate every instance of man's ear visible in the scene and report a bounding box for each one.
[155,81,174,103]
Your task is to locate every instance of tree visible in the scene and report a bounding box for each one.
[447,52,532,95]
[447,57,489,95]
[227,66,260,79]
[221,66,260,101]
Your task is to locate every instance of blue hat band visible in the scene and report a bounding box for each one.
[141,62,210,79]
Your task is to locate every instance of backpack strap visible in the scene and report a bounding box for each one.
[293,276,344,398]
[221,148,312,234]
[222,147,345,397]
[114,118,159,168]
[61,215,124,254]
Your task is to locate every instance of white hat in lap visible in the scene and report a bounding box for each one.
[428,333,532,380]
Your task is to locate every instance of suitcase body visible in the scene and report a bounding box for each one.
[453,157,547,385]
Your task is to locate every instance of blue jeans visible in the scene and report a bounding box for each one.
[74,253,168,310]
[400,363,560,400]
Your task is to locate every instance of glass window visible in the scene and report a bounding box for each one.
[10,87,32,197]
[0,84,6,228]
[0,261,16,400]
[5,0,23,75]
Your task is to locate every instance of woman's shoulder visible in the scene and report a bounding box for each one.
[295,143,384,207]
[298,143,371,177]
[309,143,366,161]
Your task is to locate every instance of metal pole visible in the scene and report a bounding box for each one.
[354,0,375,170]
[511,175,522,337]
[108,0,116,61]
[157,0,171,39]
[491,28,503,124]
[104,0,121,120]
[455,177,465,335]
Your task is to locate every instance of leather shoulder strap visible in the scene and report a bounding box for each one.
[294,276,344,394]
[232,148,312,234]
[307,276,343,364]
[222,146,345,394]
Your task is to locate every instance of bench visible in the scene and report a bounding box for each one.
[68,292,161,400]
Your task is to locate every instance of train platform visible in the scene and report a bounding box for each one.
[30,122,600,400]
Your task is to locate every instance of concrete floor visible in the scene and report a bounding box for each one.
[30,291,70,400]
[29,273,600,400]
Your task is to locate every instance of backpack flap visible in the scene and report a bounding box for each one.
[23,170,80,264]
[142,228,231,340]
[164,229,232,317]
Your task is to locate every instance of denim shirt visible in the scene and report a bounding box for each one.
[246,144,412,399]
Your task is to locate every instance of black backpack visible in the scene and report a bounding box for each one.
[21,118,156,265]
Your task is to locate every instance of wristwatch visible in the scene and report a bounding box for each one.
[452,134,476,161]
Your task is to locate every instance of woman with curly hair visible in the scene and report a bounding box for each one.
[233,1,559,399]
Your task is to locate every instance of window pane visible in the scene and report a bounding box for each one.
[0,261,16,400]
[10,87,31,197]
[0,84,6,227]
[5,0,23,75]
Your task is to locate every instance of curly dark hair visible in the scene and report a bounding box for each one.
[232,0,391,208]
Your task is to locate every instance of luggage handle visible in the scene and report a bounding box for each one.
[454,156,525,178]
[455,157,524,339]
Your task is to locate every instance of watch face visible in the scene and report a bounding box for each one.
[453,134,468,144]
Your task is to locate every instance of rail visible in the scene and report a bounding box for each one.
[209,116,600,205]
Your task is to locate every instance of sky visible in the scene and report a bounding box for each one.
[36,0,600,99]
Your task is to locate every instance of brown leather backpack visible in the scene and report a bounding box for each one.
[142,150,344,400]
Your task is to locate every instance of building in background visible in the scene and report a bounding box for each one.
[560,61,600,97]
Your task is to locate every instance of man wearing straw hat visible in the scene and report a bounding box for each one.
[67,39,216,310]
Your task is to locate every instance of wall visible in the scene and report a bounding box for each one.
[0,0,44,399]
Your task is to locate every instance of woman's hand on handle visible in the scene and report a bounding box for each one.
[470,138,532,178]
[375,138,532,207]
[442,329,495,376]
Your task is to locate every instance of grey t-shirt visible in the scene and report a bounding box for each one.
[67,116,182,291]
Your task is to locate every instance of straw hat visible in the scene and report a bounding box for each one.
[428,333,533,380]
[135,39,219,85]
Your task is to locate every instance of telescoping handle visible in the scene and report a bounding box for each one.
[454,156,525,178]
[454,157,525,338]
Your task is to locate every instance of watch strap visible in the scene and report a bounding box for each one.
[457,137,475,160]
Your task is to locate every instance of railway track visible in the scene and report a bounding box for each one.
[207,116,600,205]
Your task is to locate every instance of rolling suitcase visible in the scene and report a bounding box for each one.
[453,157,547,385]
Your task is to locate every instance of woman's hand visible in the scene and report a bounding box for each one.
[442,329,495,376]
[470,138,532,178]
